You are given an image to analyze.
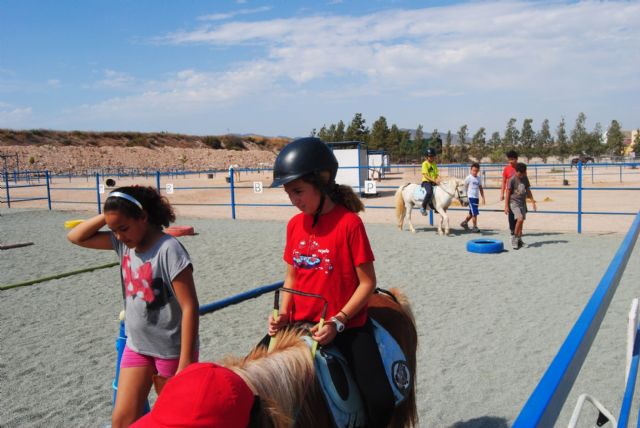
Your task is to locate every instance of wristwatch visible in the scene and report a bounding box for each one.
[330,316,345,333]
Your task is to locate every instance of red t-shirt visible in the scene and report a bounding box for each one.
[283,204,374,328]
[502,165,516,190]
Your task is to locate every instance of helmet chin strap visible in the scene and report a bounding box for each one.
[312,193,325,228]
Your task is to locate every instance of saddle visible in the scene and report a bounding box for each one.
[413,185,437,212]
[303,319,411,428]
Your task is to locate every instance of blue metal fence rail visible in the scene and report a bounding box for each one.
[513,211,640,427]
[2,162,639,233]
[619,321,640,428]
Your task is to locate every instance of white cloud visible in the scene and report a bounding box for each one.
[0,102,32,127]
[96,70,135,89]
[47,79,61,88]
[158,1,640,99]
[198,6,271,22]
[72,1,640,133]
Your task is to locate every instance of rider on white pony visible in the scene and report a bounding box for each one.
[420,148,441,216]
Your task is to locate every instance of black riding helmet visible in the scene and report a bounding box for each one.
[271,137,338,188]
[425,147,436,157]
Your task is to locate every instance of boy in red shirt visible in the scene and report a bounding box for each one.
[500,150,519,236]
[268,137,394,428]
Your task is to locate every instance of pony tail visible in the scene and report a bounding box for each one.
[123,186,175,228]
[329,184,364,213]
[140,186,175,228]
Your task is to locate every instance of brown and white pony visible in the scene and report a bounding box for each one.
[221,288,418,428]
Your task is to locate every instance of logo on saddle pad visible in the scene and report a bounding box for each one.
[392,360,411,393]
[413,186,428,202]
[306,319,411,428]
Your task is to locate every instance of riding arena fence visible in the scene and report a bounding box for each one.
[514,211,640,427]
[2,160,639,233]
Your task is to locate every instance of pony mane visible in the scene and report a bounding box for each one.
[387,287,417,327]
[221,330,318,428]
[439,175,461,186]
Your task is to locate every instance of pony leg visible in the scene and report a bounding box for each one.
[444,211,450,235]
[407,204,416,233]
[438,211,449,235]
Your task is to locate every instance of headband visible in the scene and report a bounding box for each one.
[108,191,143,210]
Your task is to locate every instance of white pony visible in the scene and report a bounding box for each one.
[395,178,468,235]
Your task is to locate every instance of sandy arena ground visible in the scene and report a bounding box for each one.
[1,163,639,427]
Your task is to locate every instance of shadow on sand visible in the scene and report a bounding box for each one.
[448,416,509,428]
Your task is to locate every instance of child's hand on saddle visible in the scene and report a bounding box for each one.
[311,322,337,346]
[268,313,288,336]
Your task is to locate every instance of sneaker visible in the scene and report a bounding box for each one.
[511,236,519,250]
[460,221,469,230]
[419,207,427,216]
[518,238,529,248]
[471,226,480,233]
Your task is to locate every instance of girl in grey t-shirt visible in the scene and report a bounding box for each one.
[67,186,199,427]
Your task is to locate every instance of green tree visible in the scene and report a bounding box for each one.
[456,125,469,163]
[634,129,640,155]
[345,113,368,142]
[535,119,553,163]
[387,124,402,159]
[327,124,337,142]
[442,131,454,163]
[335,120,346,141]
[570,112,589,155]
[488,131,503,162]
[399,129,412,161]
[430,129,442,154]
[309,128,317,137]
[588,122,605,157]
[469,127,486,161]
[413,125,425,157]
[369,116,390,150]
[502,118,520,152]
[606,120,625,157]
[555,117,570,162]
[520,118,535,161]
[317,125,330,141]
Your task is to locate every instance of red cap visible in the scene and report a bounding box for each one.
[131,362,254,428]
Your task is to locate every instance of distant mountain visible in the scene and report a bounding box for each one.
[0,129,290,152]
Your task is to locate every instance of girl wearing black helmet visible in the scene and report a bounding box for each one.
[268,137,394,427]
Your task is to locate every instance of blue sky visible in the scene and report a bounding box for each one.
[1,0,639,138]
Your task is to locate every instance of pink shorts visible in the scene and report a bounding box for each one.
[120,345,199,378]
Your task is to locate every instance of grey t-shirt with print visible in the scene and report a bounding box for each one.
[507,175,531,210]
[111,233,195,358]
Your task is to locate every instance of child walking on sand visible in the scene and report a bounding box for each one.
[267,137,395,428]
[500,150,519,236]
[67,186,199,428]
[461,162,485,232]
[505,163,537,249]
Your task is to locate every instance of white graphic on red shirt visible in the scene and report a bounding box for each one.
[122,255,158,302]
[292,237,333,273]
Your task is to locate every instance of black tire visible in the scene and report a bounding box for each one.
[466,239,504,254]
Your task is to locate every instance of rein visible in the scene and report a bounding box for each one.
[438,180,468,203]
